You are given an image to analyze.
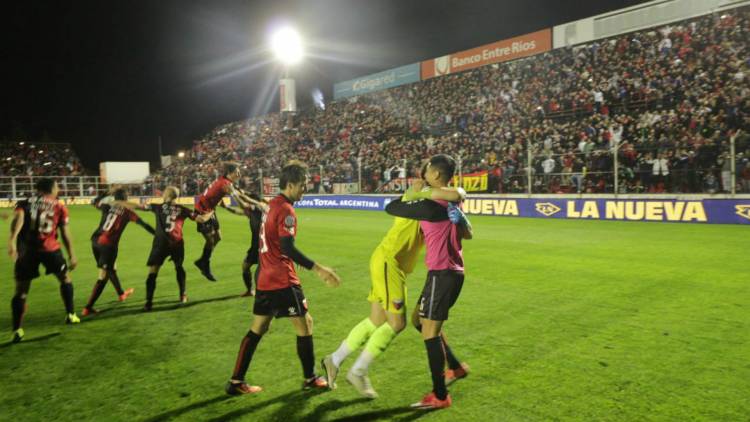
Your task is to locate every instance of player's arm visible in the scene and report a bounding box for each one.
[133,213,156,235]
[448,203,473,240]
[279,236,340,287]
[59,218,78,270]
[7,208,24,261]
[219,201,244,215]
[385,198,449,222]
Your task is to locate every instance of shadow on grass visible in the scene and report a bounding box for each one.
[329,405,431,422]
[0,332,61,349]
[141,394,233,422]
[83,295,239,322]
[206,390,311,422]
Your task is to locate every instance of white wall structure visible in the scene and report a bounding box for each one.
[99,162,150,184]
[554,0,750,48]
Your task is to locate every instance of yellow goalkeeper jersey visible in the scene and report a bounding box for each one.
[375,216,423,275]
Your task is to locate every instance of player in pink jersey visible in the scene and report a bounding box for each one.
[385,155,473,410]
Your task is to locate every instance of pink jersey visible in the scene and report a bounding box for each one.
[419,200,464,272]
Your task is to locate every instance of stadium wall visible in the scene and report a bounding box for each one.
[3,195,748,225]
[553,0,750,48]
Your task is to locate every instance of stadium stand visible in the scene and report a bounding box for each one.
[151,8,750,195]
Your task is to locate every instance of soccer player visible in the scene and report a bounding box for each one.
[141,186,215,310]
[7,178,80,343]
[395,154,473,410]
[193,162,248,281]
[322,162,469,399]
[223,192,267,297]
[226,161,341,395]
[82,188,155,316]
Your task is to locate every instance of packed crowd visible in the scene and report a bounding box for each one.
[150,8,750,195]
[0,142,86,177]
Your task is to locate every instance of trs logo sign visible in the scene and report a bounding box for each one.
[735,205,750,221]
[535,202,561,217]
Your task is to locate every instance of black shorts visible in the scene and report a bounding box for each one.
[92,241,118,269]
[244,246,259,266]
[147,239,185,267]
[418,270,464,321]
[196,212,220,234]
[253,285,308,318]
[15,250,68,280]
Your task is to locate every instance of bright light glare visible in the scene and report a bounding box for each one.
[271,27,303,65]
[177,151,185,158]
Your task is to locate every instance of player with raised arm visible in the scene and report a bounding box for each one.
[193,162,251,281]
[226,161,341,395]
[322,162,469,399]
[82,187,155,316]
[392,154,473,410]
[222,192,268,297]
[8,178,80,343]
[140,186,215,310]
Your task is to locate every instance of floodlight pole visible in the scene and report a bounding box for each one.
[362,156,368,194]
[730,130,738,197]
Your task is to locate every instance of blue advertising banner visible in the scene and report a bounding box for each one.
[461,197,750,225]
[333,63,421,100]
[291,195,750,225]
[295,195,392,210]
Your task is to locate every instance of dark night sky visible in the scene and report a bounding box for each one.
[2,0,650,169]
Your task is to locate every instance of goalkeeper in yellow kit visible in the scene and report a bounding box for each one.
[322,172,469,398]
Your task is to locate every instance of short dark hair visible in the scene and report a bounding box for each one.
[113,188,128,201]
[223,162,239,176]
[35,178,56,194]
[429,154,456,183]
[279,160,308,189]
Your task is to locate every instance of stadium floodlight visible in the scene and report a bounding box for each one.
[177,151,185,158]
[270,27,303,65]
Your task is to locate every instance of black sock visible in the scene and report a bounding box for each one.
[11,295,26,330]
[232,330,262,381]
[200,244,213,263]
[441,333,462,370]
[109,270,124,296]
[296,335,316,379]
[86,280,107,309]
[145,273,157,305]
[60,283,74,314]
[175,266,186,296]
[242,268,252,291]
[425,337,448,400]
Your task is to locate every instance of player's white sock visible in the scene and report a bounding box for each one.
[331,341,352,367]
[350,350,375,375]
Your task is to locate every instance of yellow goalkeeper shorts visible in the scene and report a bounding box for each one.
[367,248,407,314]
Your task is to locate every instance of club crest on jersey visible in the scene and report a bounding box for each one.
[284,215,296,227]
[392,299,404,310]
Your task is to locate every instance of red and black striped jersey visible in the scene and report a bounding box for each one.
[15,195,69,253]
[92,204,138,246]
[150,203,195,243]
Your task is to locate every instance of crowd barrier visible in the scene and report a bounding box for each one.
[1,195,748,225]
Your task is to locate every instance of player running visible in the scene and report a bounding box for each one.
[393,154,473,410]
[7,178,80,343]
[193,162,251,281]
[82,188,155,316]
[141,186,215,310]
[222,192,267,297]
[226,161,341,395]
[322,161,469,399]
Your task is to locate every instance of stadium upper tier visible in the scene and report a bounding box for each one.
[0,142,86,177]
[150,7,749,195]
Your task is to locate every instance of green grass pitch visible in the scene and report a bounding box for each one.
[1,206,748,421]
